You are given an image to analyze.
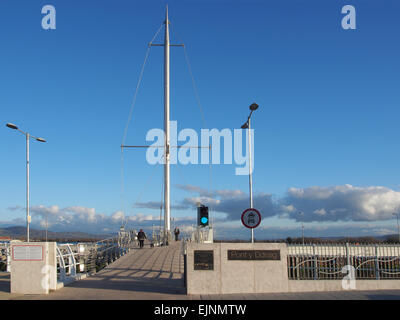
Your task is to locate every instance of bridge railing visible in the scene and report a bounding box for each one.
[0,234,137,278]
[56,243,85,281]
[0,241,11,272]
[56,236,136,281]
[189,226,213,244]
[152,229,164,247]
[287,243,400,280]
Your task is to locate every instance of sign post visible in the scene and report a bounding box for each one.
[241,208,261,242]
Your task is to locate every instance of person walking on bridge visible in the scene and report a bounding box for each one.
[137,229,147,249]
[174,227,180,241]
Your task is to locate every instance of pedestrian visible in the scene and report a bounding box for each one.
[137,229,147,249]
[174,227,180,241]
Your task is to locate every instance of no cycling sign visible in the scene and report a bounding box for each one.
[241,208,261,229]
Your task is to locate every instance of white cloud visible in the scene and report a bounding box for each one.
[111,210,125,222]
[26,205,158,234]
[282,185,400,222]
[127,213,155,222]
[177,185,277,221]
[65,206,97,222]
[5,184,400,238]
[314,209,327,216]
[175,183,400,224]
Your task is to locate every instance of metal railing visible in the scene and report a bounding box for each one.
[56,243,84,281]
[287,243,400,280]
[0,242,11,272]
[190,226,213,244]
[56,234,136,281]
[152,228,163,247]
[0,230,140,279]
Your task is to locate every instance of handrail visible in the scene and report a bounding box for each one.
[55,232,137,281]
[287,243,400,280]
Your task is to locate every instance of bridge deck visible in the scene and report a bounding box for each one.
[34,241,186,300]
[0,241,400,300]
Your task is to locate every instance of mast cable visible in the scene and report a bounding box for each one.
[170,24,213,207]
[121,23,164,147]
[120,23,164,219]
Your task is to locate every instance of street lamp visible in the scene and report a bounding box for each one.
[241,103,259,243]
[298,211,305,245]
[6,123,46,242]
[393,213,400,243]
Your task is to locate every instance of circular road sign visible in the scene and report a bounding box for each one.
[241,208,261,229]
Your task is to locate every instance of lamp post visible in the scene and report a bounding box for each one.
[45,213,48,242]
[6,123,46,242]
[393,213,400,243]
[299,211,305,245]
[241,103,259,243]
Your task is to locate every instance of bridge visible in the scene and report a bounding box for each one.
[1,240,400,300]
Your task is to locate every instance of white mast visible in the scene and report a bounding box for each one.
[121,7,184,245]
[164,6,171,244]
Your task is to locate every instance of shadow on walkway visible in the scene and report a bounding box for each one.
[0,273,10,294]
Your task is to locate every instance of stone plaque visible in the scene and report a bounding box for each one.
[12,245,44,261]
[194,250,214,270]
[227,250,280,261]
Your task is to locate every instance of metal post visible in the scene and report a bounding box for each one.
[248,118,254,243]
[345,242,350,267]
[26,133,30,242]
[248,118,253,209]
[299,212,304,246]
[164,7,171,245]
[312,244,318,280]
[6,244,11,272]
[241,104,258,244]
[159,204,162,244]
[45,214,48,242]
[6,124,46,242]
[375,244,380,280]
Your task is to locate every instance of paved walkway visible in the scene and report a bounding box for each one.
[32,241,185,300]
[0,241,399,300]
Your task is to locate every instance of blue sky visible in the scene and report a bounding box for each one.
[1,0,400,239]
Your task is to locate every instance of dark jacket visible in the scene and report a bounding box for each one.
[137,231,146,240]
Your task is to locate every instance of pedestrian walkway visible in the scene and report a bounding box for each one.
[33,241,185,300]
[0,240,399,300]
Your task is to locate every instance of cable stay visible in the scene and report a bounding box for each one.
[169,23,214,215]
[120,8,213,244]
[121,22,164,148]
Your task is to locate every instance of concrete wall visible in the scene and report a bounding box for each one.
[186,242,288,295]
[186,242,400,294]
[10,242,57,294]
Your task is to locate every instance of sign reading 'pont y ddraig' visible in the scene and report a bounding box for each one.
[227,250,281,261]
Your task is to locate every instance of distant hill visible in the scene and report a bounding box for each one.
[0,226,113,241]
[215,234,399,244]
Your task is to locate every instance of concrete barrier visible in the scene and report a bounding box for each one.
[186,242,400,294]
[10,242,57,294]
[186,242,288,294]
